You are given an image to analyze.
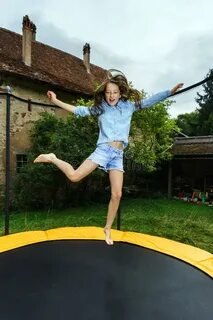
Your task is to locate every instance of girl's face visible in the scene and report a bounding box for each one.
[105,82,121,106]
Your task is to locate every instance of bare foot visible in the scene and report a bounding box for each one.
[104,227,113,245]
[34,153,57,163]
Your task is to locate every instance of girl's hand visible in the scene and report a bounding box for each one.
[47,91,57,102]
[171,83,184,95]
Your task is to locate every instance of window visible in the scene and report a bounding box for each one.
[16,154,28,173]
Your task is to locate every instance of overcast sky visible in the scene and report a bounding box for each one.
[1,0,213,117]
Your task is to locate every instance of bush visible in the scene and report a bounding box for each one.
[13,112,107,210]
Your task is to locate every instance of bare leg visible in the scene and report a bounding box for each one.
[104,170,123,245]
[34,153,98,182]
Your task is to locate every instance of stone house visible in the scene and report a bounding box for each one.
[0,15,106,190]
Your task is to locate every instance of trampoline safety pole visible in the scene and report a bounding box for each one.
[116,205,121,230]
[4,89,11,235]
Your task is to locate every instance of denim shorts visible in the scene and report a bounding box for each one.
[87,144,124,172]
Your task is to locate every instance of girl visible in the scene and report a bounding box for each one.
[34,70,183,245]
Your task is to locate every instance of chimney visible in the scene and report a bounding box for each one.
[22,15,36,66]
[83,43,91,73]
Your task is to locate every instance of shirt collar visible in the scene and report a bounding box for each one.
[102,99,123,111]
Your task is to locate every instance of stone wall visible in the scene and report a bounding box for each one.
[0,76,76,197]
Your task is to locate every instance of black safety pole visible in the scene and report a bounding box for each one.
[116,205,121,230]
[4,90,11,235]
[0,89,57,235]
[170,75,213,97]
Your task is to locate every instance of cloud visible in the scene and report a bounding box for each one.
[1,0,213,118]
[148,31,213,117]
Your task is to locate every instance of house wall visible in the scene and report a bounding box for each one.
[0,75,83,194]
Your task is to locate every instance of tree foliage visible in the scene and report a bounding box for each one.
[13,96,178,209]
[176,69,213,136]
[13,99,106,210]
[176,111,200,136]
[127,100,178,172]
[195,69,213,135]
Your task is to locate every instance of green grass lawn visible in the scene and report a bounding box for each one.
[0,198,213,253]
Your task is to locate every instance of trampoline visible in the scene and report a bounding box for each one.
[0,227,212,320]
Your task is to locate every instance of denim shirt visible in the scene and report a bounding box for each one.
[74,90,171,148]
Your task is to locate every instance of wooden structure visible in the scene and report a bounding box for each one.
[168,136,213,200]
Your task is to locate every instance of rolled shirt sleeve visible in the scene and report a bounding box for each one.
[142,90,171,109]
[74,106,91,117]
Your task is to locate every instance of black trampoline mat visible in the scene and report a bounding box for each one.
[0,240,212,320]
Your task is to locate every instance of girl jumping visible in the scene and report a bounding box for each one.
[34,70,183,245]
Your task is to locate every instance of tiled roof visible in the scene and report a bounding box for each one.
[172,136,213,156]
[0,27,107,95]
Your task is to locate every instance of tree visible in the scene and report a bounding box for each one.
[13,95,178,209]
[176,111,200,136]
[13,99,106,210]
[196,69,213,135]
[126,99,179,172]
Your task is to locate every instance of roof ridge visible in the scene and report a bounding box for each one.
[0,27,104,71]
[0,26,106,94]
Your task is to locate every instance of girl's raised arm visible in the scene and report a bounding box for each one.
[141,83,184,109]
[47,91,76,113]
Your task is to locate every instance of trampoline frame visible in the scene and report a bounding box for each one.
[0,226,212,278]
